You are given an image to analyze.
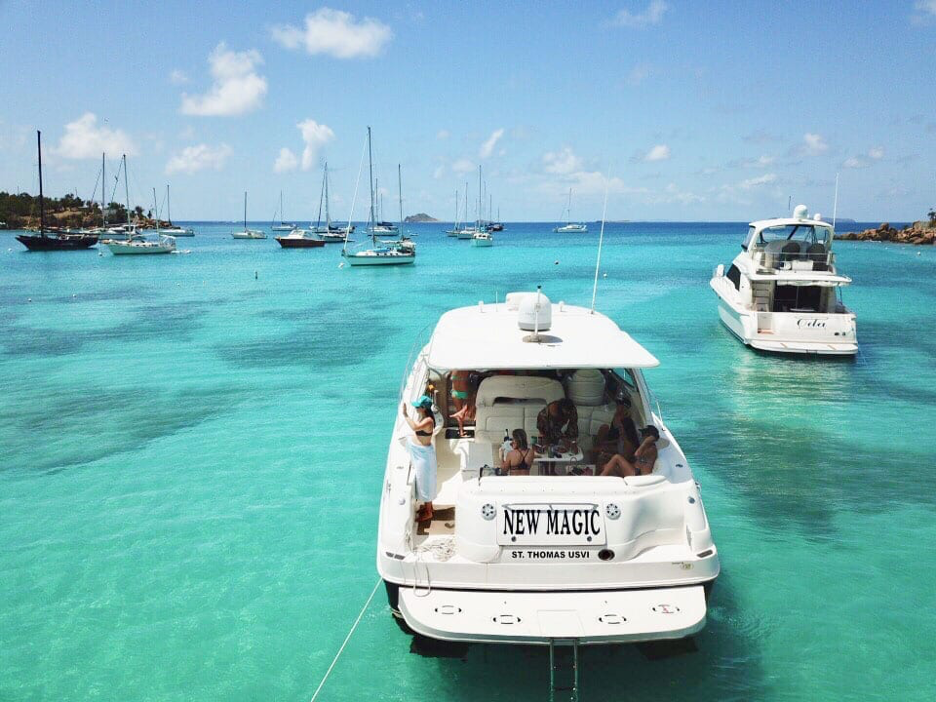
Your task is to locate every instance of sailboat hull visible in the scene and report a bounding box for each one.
[16,234,98,251]
[276,236,325,248]
[343,252,415,266]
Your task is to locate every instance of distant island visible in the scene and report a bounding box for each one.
[404,213,438,223]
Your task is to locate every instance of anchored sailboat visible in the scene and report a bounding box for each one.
[232,192,266,239]
[342,127,415,266]
[554,188,588,233]
[157,185,194,236]
[16,131,99,251]
[271,191,297,231]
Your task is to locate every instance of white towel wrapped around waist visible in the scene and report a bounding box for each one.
[409,439,438,502]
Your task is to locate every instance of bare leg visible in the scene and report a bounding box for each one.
[599,454,637,477]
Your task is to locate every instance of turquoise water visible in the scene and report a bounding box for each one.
[2,223,934,701]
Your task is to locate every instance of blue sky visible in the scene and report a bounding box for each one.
[1,1,934,221]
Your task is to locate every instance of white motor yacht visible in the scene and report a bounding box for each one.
[377,290,719,655]
[710,205,857,356]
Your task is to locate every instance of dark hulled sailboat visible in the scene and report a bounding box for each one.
[16,131,98,252]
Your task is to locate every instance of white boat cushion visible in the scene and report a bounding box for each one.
[474,375,565,443]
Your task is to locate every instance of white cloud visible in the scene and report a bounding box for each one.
[297,119,335,170]
[802,132,829,155]
[868,146,885,160]
[479,128,505,159]
[55,113,137,159]
[627,64,651,86]
[270,8,392,59]
[452,158,475,174]
[643,144,671,162]
[433,164,446,180]
[613,0,669,28]
[843,157,869,169]
[169,69,188,85]
[542,147,583,175]
[915,1,936,16]
[180,43,267,117]
[436,129,450,140]
[165,143,232,174]
[739,173,777,190]
[274,147,299,173]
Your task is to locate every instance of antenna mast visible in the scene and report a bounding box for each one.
[832,173,839,229]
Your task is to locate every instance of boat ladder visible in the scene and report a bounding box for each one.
[548,638,580,702]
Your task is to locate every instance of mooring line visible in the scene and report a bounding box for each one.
[309,578,382,702]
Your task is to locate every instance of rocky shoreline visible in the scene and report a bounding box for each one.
[835,220,936,245]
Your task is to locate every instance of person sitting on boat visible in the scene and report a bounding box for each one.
[599,425,660,478]
[449,370,479,437]
[593,394,640,466]
[500,429,535,476]
[536,398,579,453]
[402,396,437,523]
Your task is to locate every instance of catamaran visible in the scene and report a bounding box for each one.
[232,192,266,239]
[271,191,296,231]
[710,204,858,355]
[378,288,719,673]
[342,128,415,267]
[554,188,588,233]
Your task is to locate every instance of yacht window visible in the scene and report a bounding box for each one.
[773,285,822,312]
[612,368,638,391]
[726,264,742,290]
[742,226,756,251]
[757,224,831,247]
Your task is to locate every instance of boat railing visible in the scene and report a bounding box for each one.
[398,322,434,402]
[753,249,836,272]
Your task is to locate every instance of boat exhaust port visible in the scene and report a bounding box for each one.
[598,549,615,561]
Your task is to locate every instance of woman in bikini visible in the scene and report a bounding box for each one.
[599,425,660,478]
[500,429,535,476]
[402,395,437,522]
[449,370,478,437]
[593,397,640,467]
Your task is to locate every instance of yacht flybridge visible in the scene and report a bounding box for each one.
[378,290,719,654]
[710,205,857,356]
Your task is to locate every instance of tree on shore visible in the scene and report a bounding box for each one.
[928,208,935,225]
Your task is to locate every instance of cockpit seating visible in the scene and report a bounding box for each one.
[473,375,565,443]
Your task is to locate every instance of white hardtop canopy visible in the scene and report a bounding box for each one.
[749,215,834,233]
[425,299,660,371]
[745,268,852,286]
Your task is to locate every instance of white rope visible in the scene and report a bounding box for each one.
[309,578,382,702]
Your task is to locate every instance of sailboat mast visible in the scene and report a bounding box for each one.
[37,131,45,235]
[315,168,325,230]
[567,188,573,224]
[123,155,130,227]
[398,163,404,234]
[166,184,171,225]
[324,162,331,226]
[454,189,459,228]
[101,152,106,228]
[152,187,159,227]
[244,191,247,231]
[477,165,482,228]
[280,190,284,225]
[367,126,375,228]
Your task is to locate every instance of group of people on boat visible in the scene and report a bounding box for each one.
[402,370,662,522]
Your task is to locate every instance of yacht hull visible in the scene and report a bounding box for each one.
[106,243,174,255]
[276,237,325,248]
[471,237,493,247]
[712,280,857,356]
[395,583,709,645]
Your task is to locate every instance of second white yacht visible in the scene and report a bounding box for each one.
[710,205,857,356]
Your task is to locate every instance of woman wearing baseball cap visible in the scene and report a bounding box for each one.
[402,395,438,523]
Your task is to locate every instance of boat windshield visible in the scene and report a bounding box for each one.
[752,224,831,249]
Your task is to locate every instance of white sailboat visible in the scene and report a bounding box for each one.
[312,163,351,242]
[156,185,194,236]
[554,188,588,233]
[232,192,266,239]
[471,165,494,247]
[107,184,176,255]
[343,128,415,267]
[445,189,461,236]
[271,191,296,231]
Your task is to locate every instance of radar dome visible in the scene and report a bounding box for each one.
[518,291,552,332]
[793,204,809,220]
